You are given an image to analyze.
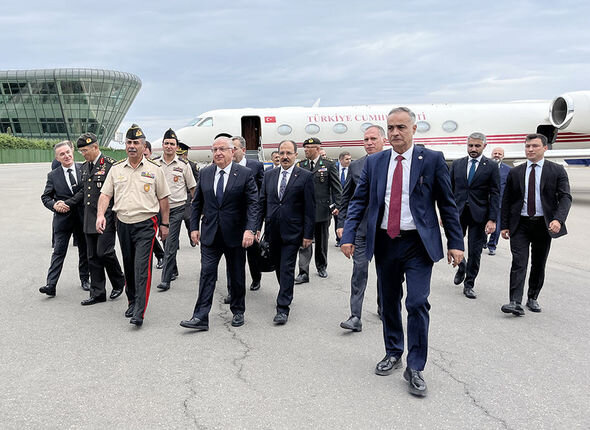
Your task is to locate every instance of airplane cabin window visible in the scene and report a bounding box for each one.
[360,122,373,132]
[277,124,292,135]
[305,124,320,135]
[333,123,348,134]
[198,117,213,127]
[188,117,202,126]
[416,121,430,132]
[442,120,458,132]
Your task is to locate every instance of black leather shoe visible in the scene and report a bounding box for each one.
[340,316,362,332]
[223,295,232,304]
[156,258,163,269]
[294,274,309,284]
[231,313,245,327]
[453,261,466,285]
[526,298,541,312]
[81,296,106,306]
[130,317,143,327]
[463,287,476,299]
[190,241,197,247]
[403,367,427,397]
[317,268,328,278]
[501,301,525,316]
[39,285,56,297]
[157,282,170,291]
[180,317,209,330]
[250,281,261,291]
[375,355,402,376]
[170,271,178,281]
[124,303,135,318]
[81,279,91,291]
[273,312,288,325]
[110,288,123,300]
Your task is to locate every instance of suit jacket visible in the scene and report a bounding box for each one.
[245,159,264,191]
[41,163,84,232]
[65,155,117,234]
[258,166,315,245]
[341,147,464,262]
[337,155,368,235]
[498,162,511,202]
[298,157,342,222]
[450,155,500,224]
[501,160,572,238]
[190,162,259,247]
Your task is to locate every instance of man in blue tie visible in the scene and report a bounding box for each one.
[341,107,464,397]
[335,151,351,247]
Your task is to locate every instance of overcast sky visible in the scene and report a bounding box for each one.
[3,0,590,141]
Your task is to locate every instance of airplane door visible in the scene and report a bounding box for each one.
[536,124,557,149]
[241,116,261,152]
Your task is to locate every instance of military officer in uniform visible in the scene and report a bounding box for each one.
[156,129,197,291]
[97,125,170,327]
[64,133,125,305]
[295,137,341,283]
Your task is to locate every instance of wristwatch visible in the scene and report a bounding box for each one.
[160,223,169,227]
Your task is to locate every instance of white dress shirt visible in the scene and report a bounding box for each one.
[61,164,77,193]
[466,154,483,179]
[381,146,416,231]
[277,164,295,198]
[214,162,232,196]
[521,159,544,216]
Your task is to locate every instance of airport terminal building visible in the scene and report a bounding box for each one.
[0,68,141,146]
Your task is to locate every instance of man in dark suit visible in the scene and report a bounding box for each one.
[178,142,200,247]
[334,151,352,247]
[257,140,315,324]
[266,150,280,170]
[180,137,259,330]
[40,141,90,297]
[500,134,572,315]
[486,147,511,255]
[341,107,464,397]
[450,133,500,299]
[295,137,342,283]
[65,133,125,305]
[336,125,385,332]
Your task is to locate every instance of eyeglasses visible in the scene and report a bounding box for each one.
[212,147,231,153]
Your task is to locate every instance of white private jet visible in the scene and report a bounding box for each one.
[152,91,590,163]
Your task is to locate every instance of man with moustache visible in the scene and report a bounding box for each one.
[449,132,500,299]
[257,140,315,324]
[336,125,385,332]
[341,107,464,397]
[180,137,259,331]
[97,125,170,327]
[64,133,125,305]
[486,147,511,255]
[40,141,90,297]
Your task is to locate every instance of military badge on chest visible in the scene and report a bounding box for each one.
[144,184,150,192]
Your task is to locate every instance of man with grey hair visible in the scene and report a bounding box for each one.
[449,132,500,299]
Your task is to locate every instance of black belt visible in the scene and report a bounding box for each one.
[520,216,543,221]
[380,229,418,238]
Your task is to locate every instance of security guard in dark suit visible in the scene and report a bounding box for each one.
[65,133,125,305]
[295,137,342,283]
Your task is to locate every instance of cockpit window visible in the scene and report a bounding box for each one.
[198,117,213,127]
[188,117,201,126]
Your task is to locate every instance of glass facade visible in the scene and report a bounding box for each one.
[0,68,141,146]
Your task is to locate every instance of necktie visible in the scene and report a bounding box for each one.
[387,155,404,239]
[279,171,288,200]
[89,161,94,172]
[67,168,77,191]
[340,168,346,186]
[310,160,314,170]
[216,170,225,206]
[527,164,537,216]
[467,159,477,185]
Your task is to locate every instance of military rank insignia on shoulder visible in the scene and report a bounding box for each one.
[104,156,116,164]
[147,158,160,166]
[178,158,188,164]
[113,159,126,166]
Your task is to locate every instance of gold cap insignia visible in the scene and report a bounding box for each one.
[86,138,92,143]
[136,129,143,137]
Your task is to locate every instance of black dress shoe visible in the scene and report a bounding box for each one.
[124,303,135,318]
[180,317,209,330]
[463,287,476,299]
[453,261,466,285]
[273,312,288,325]
[526,298,542,312]
[156,258,164,269]
[39,285,56,297]
[157,282,170,291]
[340,316,362,332]
[81,279,91,291]
[317,268,328,278]
[81,296,106,306]
[250,281,261,291]
[170,271,178,281]
[130,317,143,327]
[190,241,197,247]
[110,288,124,300]
[501,301,525,316]
[375,355,402,376]
[403,367,427,397]
[294,274,309,284]
[231,313,245,327]
[223,295,232,304]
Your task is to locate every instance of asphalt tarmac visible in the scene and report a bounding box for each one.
[0,163,589,429]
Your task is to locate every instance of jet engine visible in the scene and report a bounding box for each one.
[549,91,590,133]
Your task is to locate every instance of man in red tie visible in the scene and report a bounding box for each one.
[340,107,464,397]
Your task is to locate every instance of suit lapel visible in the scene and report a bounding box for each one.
[471,156,489,184]
[376,150,391,204]
[282,167,300,200]
[518,163,526,195]
[221,163,240,205]
[409,146,423,192]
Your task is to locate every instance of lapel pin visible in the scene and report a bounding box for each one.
[418,155,423,160]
